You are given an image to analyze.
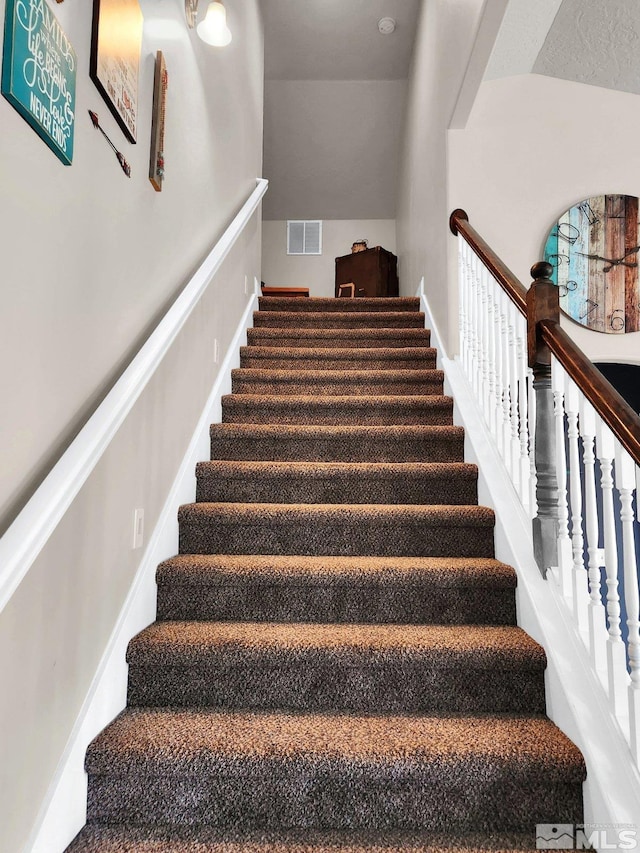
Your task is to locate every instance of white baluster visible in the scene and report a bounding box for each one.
[499,288,512,469]
[462,241,472,382]
[552,359,572,598]
[483,269,496,430]
[565,380,589,635]
[457,239,466,374]
[490,280,503,451]
[480,261,489,412]
[597,421,630,721]
[516,315,531,512]
[580,397,608,674]
[528,365,538,518]
[615,446,640,764]
[472,253,481,396]
[468,252,478,394]
[508,299,521,489]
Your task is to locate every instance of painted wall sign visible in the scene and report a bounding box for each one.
[90,0,143,144]
[1,0,77,165]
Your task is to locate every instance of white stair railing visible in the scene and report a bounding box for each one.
[455,214,534,514]
[450,208,640,769]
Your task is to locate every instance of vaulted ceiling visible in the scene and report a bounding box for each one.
[261,0,420,221]
[262,0,640,222]
[262,0,420,81]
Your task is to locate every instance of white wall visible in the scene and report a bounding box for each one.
[0,1,264,849]
[0,0,263,531]
[396,0,485,349]
[262,220,397,298]
[263,80,406,221]
[448,74,640,363]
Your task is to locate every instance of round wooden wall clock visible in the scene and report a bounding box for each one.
[543,194,640,333]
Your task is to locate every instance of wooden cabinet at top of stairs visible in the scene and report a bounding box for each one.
[335,246,399,298]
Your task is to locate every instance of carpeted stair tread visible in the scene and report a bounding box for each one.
[231,369,444,396]
[209,424,465,463]
[84,709,585,831]
[222,395,454,425]
[247,328,432,348]
[157,554,516,587]
[253,311,426,329]
[87,707,584,773]
[155,554,517,625]
[194,461,478,505]
[85,705,585,769]
[258,297,421,313]
[239,346,438,370]
[178,502,495,558]
[66,825,542,851]
[126,623,545,712]
[128,622,541,666]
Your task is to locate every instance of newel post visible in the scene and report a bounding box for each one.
[527,262,560,577]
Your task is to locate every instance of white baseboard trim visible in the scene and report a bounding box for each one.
[26,291,259,853]
[417,281,640,829]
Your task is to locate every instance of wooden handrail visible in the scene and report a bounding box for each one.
[540,318,640,464]
[449,208,527,316]
[450,207,640,466]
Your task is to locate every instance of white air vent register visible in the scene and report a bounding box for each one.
[287,221,322,255]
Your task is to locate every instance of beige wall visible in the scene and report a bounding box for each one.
[262,220,397,298]
[0,0,264,849]
[396,0,485,350]
[263,81,406,221]
[448,74,640,363]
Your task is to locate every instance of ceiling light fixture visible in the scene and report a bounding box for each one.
[185,0,232,46]
[378,17,396,35]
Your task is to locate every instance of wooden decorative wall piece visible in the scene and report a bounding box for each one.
[149,51,168,192]
[89,110,131,176]
[544,195,640,334]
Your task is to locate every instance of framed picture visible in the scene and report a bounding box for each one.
[90,0,144,143]
[1,0,77,164]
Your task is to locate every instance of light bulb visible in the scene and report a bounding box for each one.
[197,2,232,46]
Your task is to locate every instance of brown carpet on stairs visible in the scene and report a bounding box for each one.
[66,296,586,853]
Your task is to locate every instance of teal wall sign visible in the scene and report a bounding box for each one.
[1,0,77,165]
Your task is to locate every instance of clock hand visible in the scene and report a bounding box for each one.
[602,259,638,273]
[617,245,640,260]
[575,252,617,263]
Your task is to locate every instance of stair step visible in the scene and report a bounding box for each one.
[222,395,454,425]
[195,461,478,505]
[231,369,444,396]
[65,825,544,852]
[258,297,421,313]
[85,709,585,831]
[178,503,495,558]
[126,622,545,713]
[239,346,438,371]
[156,554,517,624]
[247,328,432,349]
[253,312,426,329]
[209,424,465,463]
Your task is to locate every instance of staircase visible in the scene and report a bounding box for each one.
[67,296,586,852]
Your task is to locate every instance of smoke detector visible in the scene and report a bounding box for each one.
[378,17,396,35]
